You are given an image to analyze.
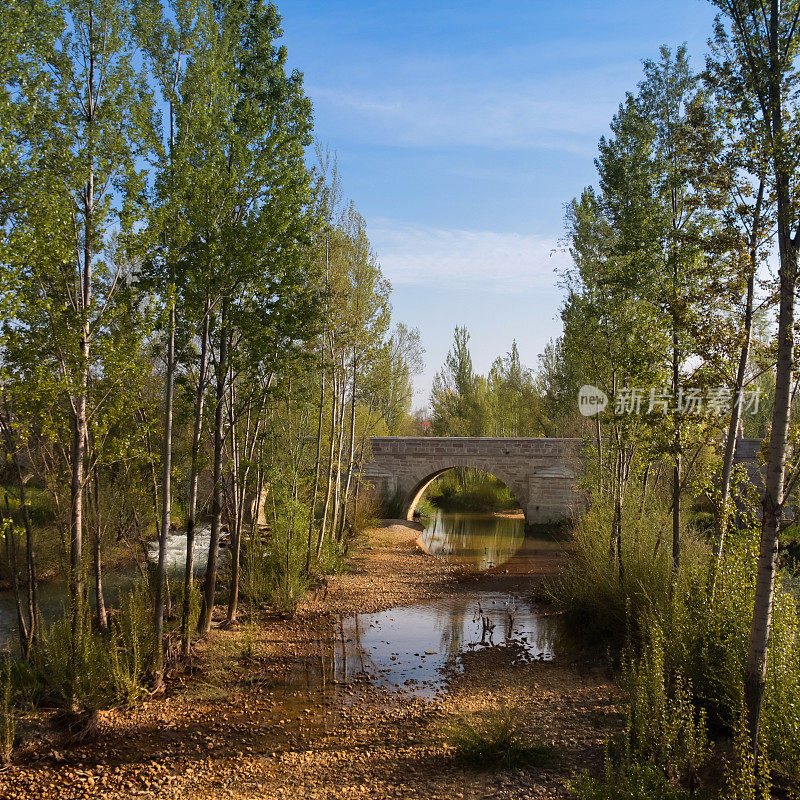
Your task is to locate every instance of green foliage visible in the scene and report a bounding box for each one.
[444,706,556,770]
[425,468,519,513]
[571,758,698,800]
[555,496,800,785]
[14,584,153,710]
[721,710,770,800]
[547,494,697,645]
[622,624,711,786]
[347,488,380,542]
[268,503,311,612]
[108,583,154,706]
[430,329,548,437]
[569,623,710,799]
[381,488,408,519]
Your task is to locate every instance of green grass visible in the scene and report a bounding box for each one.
[444,707,557,770]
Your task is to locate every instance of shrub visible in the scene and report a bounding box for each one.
[381,488,407,519]
[721,709,770,800]
[267,498,310,612]
[621,623,711,787]
[571,757,698,800]
[444,706,556,770]
[346,487,380,543]
[13,583,153,710]
[108,583,154,706]
[554,494,800,789]
[547,494,704,647]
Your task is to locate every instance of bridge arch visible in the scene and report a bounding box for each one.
[404,465,528,522]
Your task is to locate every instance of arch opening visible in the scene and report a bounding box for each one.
[407,467,527,570]
[405,466,525,522]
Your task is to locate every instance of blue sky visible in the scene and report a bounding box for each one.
[279,0,720,406]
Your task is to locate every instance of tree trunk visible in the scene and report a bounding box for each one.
[91,468,107,633]
[332,359,346,540]
[306,366,325,573]
[155,300,175,677]
[672,326,681,578]
[198,299,228,635]
[338,350,358,541]
[0,410,38,657]
[226,380,242,626]
[745,7,796,739]
[182,295,210,656]
[3,498,29,656]
[710,183,763,601]
[70,172,92,708]
[317,370,338,558]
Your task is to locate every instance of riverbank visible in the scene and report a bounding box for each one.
[1,520,620,800]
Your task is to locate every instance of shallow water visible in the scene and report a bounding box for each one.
[0,527,214,651]
[331,591,558,696]
[267,511,562,699]
[420,509,526,570]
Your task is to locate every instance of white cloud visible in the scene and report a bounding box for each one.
[368,219,571,293]
[311,81,614,154]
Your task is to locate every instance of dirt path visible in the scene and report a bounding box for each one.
[1,521,620,800]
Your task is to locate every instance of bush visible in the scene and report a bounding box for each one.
[571,758,698,800]
[444,706,556,770]
[721,709,770,800]
[621,623,711,787]
[570,622,710,799]
[547,494,705,647]
[266,498,310,612]
[13,583,154,710]
[381,488,408,519]
[554,491,800,789]
[346,487,380,543]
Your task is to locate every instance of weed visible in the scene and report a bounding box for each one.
[444,706,557,770]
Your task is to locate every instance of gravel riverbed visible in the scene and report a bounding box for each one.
[0,520,621,800]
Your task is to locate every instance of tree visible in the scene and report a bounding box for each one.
[195,0,316,634]
[708,0,800,749]
[430,326,484,436]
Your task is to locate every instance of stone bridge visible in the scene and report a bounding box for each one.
[361,436,766,527]
[362,437,584,526]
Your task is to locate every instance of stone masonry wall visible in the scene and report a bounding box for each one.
[363,437,584,525]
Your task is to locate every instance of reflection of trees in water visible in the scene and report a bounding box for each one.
[422,512,525,569]
[437,602,467,662]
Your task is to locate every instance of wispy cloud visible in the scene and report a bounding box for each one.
[369,219,571,293]
[310,80,618,154]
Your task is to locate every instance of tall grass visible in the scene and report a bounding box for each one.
[547,495,704,647]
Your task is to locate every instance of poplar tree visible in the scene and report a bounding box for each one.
[708,0,800,749]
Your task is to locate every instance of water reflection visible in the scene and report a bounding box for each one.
[420,510,525,569]
[331,592,557,697]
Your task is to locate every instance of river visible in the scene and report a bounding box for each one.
[0,511,561,685]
